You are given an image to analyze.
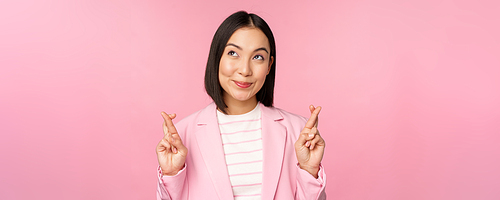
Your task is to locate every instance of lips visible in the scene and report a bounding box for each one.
[234,81,252,88]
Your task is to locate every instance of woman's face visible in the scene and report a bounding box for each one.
[219,27,273,105]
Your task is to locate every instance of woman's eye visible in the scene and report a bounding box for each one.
[253,55,264,60]
[228,51,238,57]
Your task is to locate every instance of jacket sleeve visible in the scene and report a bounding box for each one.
[156,165,188,200]
[288,112,326,199]
[295,164,327,200]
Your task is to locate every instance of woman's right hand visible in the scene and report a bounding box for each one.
[156,112,188,176]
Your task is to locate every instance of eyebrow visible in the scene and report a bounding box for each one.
[226,43,269,54]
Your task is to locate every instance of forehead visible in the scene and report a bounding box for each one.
[226,27,270,50]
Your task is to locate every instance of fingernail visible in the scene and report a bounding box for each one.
[173,147,177,153]
[309,134,314,138]
[306,141,310,147]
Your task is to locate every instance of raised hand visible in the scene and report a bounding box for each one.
[156,112,188,176]
[294,105,325,178]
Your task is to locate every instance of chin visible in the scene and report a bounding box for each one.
[233,96,253,102]
[230,92,255,102]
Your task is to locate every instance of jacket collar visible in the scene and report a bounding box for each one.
[194,102,287,199]
[195,102,283,124]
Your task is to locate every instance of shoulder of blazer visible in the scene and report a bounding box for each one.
[173,102,217,138]
[174,102,308,134]
[259,104,309,139]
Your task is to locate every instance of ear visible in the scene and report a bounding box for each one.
[267,56,274,75]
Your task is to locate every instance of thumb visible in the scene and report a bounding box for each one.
[170,133,188,155]
[295,129,311,149]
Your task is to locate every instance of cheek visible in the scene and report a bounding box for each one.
[255,64,270,80]
[219,59,234,77]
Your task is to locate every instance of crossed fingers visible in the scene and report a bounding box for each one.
[161,112,178,153]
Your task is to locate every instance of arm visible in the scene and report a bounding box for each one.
[156,112,189,200]
[294,105,327,200]
[295,164,327,200]
[156,165,188,200]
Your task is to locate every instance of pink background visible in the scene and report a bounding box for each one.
[1,0,499,199]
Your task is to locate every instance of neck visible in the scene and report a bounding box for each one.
[220,96,258,115]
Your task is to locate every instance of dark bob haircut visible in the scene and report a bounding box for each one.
[204,11,276,114]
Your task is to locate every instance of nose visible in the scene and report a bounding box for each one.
[237,59,252,77]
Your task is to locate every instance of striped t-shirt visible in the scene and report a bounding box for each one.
[216,104,263,200]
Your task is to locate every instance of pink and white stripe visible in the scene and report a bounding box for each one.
[217,104,263,200]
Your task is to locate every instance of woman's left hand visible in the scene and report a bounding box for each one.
[294,105,325,178]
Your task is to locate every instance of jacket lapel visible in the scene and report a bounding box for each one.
[193,103,287,199]
[260,104,287,200]
[194,103,234,199]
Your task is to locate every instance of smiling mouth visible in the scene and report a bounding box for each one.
[234,81,252,88]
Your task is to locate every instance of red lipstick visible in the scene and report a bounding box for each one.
[234,81,252,88]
